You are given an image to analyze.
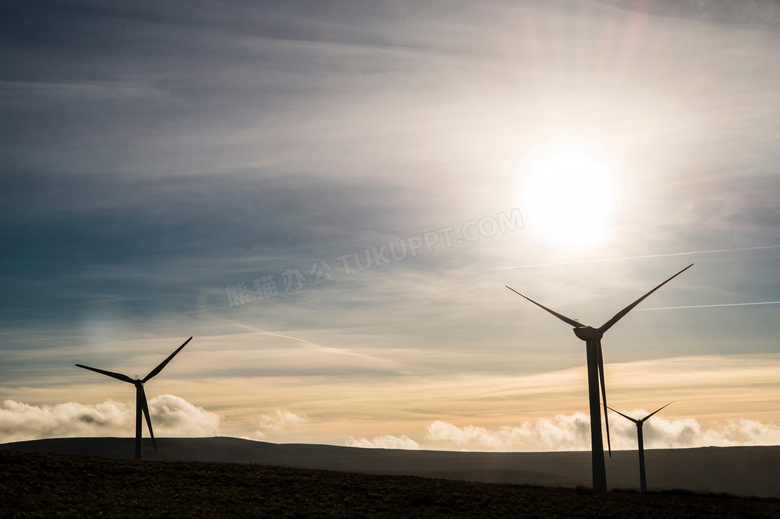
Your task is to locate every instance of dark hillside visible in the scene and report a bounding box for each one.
[2,450,780,518]
[3,437,780,498]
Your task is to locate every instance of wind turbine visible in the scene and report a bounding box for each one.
[76,337,193,459]
[609,400,676,493]
[506,264,692,491]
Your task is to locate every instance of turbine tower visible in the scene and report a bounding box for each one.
[608,400,676,493]
[506,264,692,491]
[76,337,193,459]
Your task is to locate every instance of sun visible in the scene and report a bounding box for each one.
[519,138,618,250]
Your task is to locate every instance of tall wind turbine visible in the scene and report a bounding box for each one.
[506,264,692,491]
[76,337,193,459]
[608,400,676,493]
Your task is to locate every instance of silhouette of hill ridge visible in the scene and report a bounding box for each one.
[2,436,779,498]
[5,449,780,518]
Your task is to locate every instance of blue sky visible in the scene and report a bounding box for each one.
[1,0,779,450]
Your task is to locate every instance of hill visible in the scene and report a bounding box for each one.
[2,437,780,498]
[3,449,780,518]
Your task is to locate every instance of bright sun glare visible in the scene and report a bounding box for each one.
[520,138,618,250]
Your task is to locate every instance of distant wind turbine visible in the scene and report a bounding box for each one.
[609,400,676,493]
[76,337,193,459]
[506,264,692,491]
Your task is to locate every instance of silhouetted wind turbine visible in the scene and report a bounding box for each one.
[506,264,692,491]
[609,400,676,493]
[76,337,193,459]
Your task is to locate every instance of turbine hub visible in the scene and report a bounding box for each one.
[573,326,602,341]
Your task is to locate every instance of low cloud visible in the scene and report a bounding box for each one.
[254,409,308,439]
[345,434,421,450]
[143,394,221,437]
[426,414,591,452]
[611,410,780,449]
[0,395,221,443]
[425,414,780,452]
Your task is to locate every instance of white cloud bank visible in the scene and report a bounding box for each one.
[253,409,308,439]
[4,398,779,452]
[424,414,780,451]
[426,414,590,452]
[0,395,221,443]
[611,412,780,450]
[345,434,421,450]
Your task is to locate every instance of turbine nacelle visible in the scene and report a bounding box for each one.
[573,326,603,341]
[75,336,193,459]
[506,264,693,492]
[608,400,677,493]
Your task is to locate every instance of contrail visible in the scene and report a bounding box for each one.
[638,301,780,311]
[483,244,780,270]
[214,316,395,364]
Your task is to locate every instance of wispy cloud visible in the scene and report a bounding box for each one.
[216,318,397,367]
[483,245,780,270]
[0,395,221,444]
[1,0,779,449]
[637,301,780,311]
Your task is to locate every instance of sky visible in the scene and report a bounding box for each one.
[1,0,779,452]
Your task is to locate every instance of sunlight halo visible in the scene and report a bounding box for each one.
[519,138,618,250]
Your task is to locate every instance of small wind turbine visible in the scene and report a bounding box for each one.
[76,337,193,459]
[506,264,692,491]
[609,400,676,493]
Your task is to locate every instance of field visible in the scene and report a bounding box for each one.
[4,437,780,498]
[3,449,780,518]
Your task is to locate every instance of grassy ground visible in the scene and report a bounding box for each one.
[2,450,779,518]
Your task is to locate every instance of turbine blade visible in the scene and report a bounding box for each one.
[598,264,694,334]
[139,385,157,451]
[641,399,676,422]
[75,364,135,384]
[143,337,193,383]
[597,344,611,457]
[607,406,639,424]
[506,286,584,328]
